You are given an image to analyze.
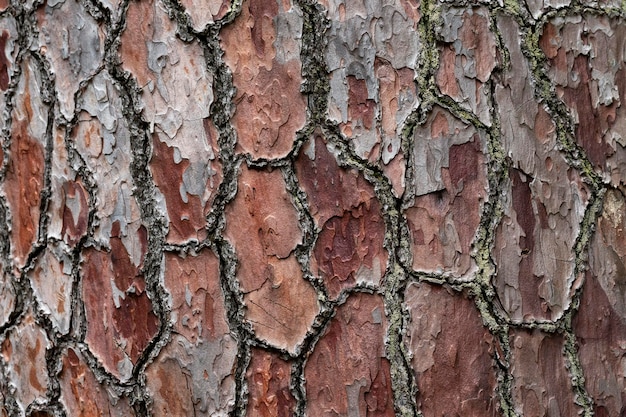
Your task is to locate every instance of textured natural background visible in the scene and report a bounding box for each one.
[0,0,625,416]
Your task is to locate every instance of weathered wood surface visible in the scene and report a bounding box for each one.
[0,0,624,416]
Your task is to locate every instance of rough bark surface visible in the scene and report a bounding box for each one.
[0,0,624,416]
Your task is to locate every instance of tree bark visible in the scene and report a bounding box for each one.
[0,0,624,416]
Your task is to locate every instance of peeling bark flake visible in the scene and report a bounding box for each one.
[404,107,488,277]
[180,0,230,31]
[246,348,295,417]
[146,250,237,416]
[36,0,105,120]
[224,165,318,353]
[542,15,626,186]
[494,15,589,322]
[81,230,158,382]
[59,347,133,417]
[29,242,73,334]
[4,59,47,270]
[436,7,496,126]
[510,330,579,417]
[221,0,306,159]
[296,134,388,299]
[323,0,419,191]
[1,312,50,413]
[404,283,498,417]
[304,292,395,417]
[574,188,626,417]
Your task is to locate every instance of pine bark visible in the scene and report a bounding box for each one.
[0,0,624,416]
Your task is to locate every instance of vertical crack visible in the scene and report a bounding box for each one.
[517,7,608,416]
[99,0,171,413]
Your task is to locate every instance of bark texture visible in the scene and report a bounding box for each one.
[0,0,624,416]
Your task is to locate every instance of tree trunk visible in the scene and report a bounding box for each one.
[0,0,624,416]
